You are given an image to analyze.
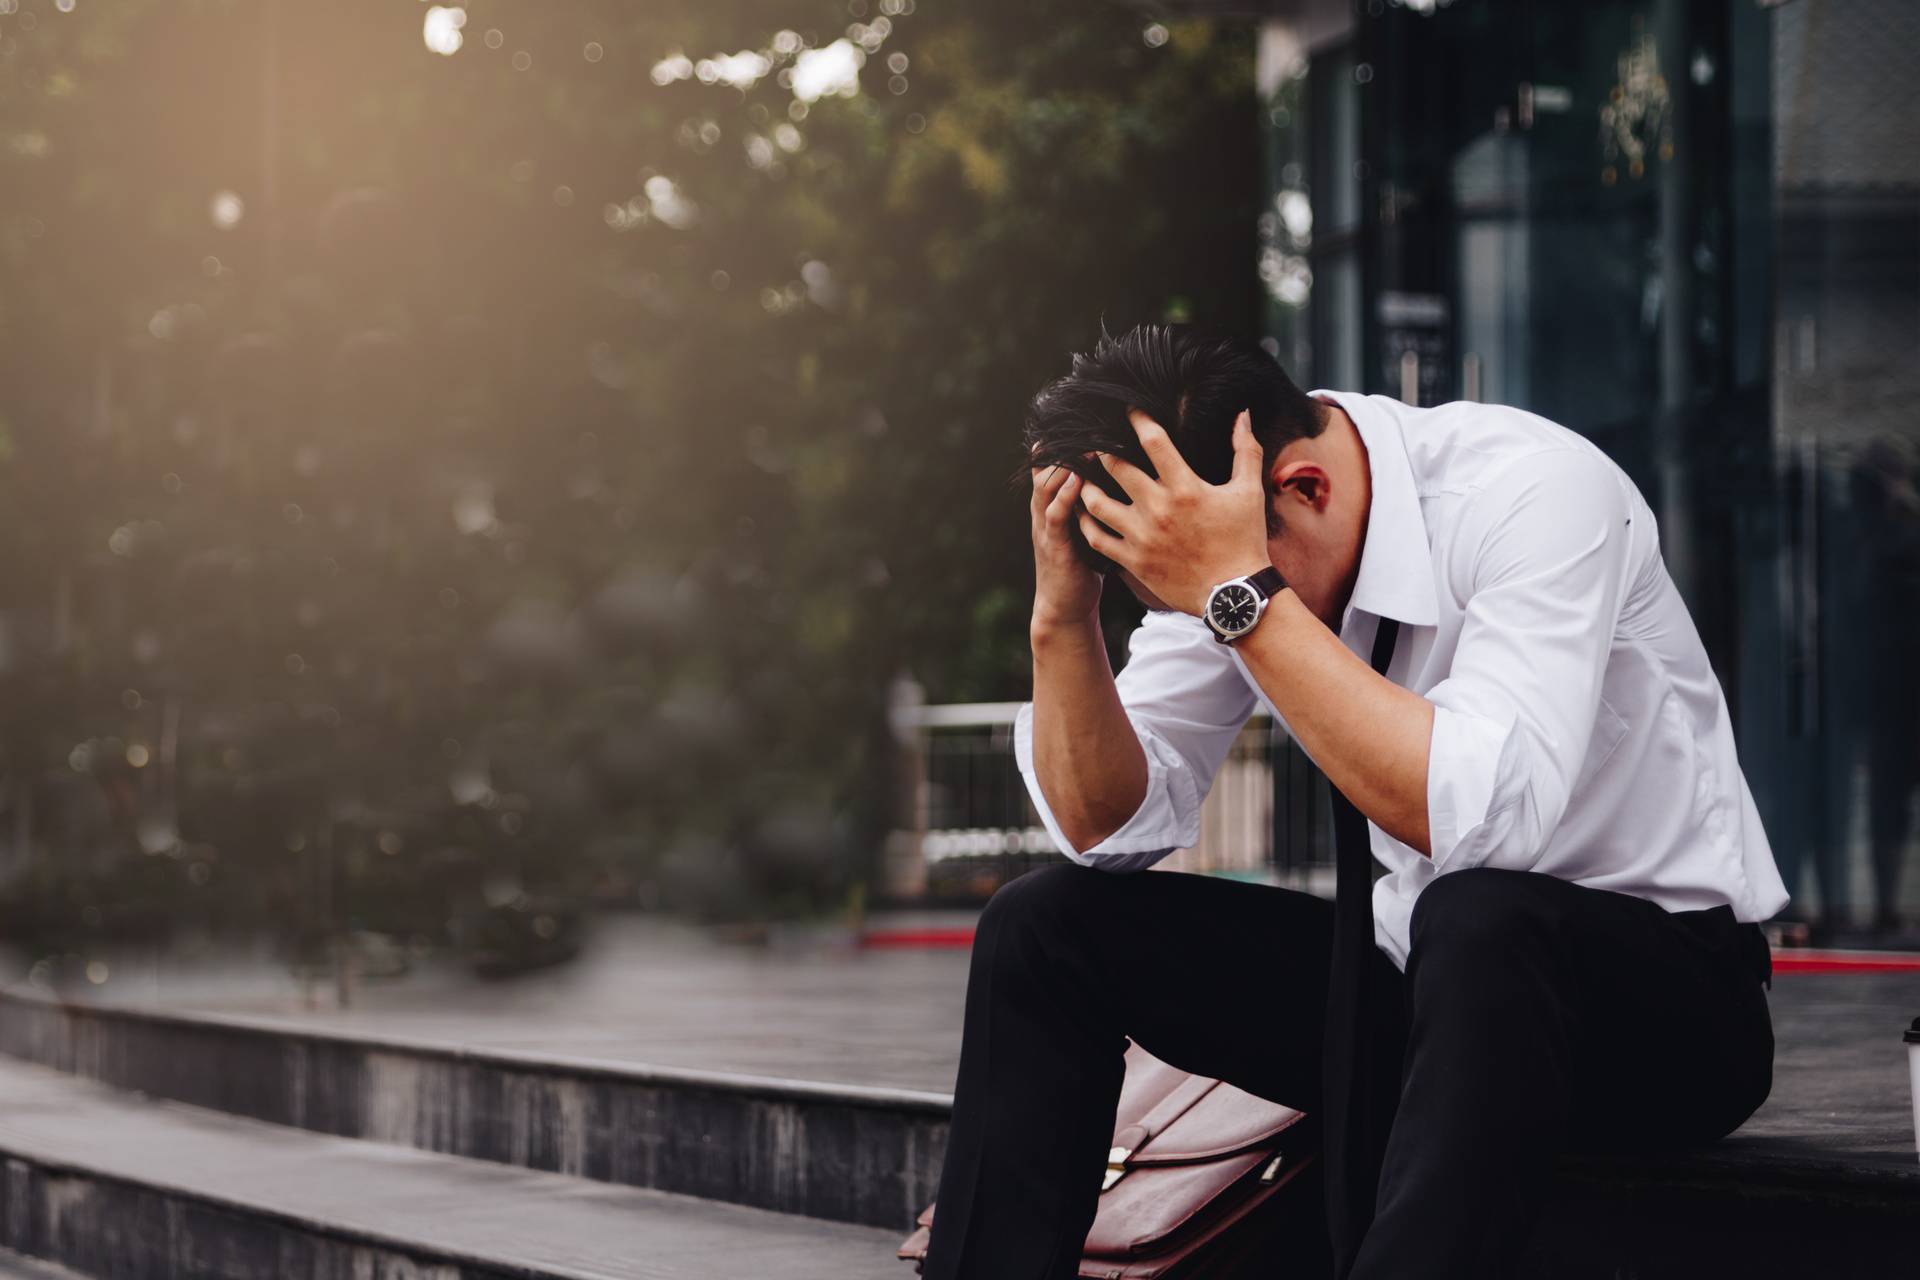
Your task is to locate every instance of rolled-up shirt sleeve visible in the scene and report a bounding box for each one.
[1425,448,1636,872]
[1013,609,1256,872]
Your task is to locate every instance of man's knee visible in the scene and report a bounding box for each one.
[975,862,1093,952]
[1407,868,1561,972]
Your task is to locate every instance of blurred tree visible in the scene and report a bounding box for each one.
[0,0,1256,966]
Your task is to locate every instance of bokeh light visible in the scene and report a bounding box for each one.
[208,190,244,228]
[423,5,467,56]
[791,39,864,102]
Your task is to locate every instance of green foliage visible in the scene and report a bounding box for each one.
[0,0,1257,955]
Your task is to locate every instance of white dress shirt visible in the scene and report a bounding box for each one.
[1013,389,1790,970]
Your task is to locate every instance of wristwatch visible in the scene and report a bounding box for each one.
[1202,566,1288,644]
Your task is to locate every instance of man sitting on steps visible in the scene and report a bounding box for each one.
[920,324,1785,1280]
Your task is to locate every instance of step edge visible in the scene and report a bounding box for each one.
[0,1244,95,1280]
[0,986,955,1117]
[0,1135,567,1280]
[0,1072,901,1280]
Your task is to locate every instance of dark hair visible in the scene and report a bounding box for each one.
[1022,323,1324,567]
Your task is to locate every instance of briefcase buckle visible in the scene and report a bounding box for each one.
[1101,1145,1132,1192]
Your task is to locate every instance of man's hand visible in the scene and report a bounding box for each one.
[1078,409,1271,616]
[1030,463,1103,633]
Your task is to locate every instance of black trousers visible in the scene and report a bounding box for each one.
[921,863,1775,1280]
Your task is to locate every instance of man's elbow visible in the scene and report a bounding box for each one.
[1035,754,1150,856]
[1056,794,1142,856]
[1399,808,1433,859]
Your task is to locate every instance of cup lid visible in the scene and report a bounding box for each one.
[1907,1017,1920,1044]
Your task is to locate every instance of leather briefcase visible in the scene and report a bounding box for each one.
[897,1040,1315,1278]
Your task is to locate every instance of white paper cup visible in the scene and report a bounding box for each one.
[1907,1018,1920,1164]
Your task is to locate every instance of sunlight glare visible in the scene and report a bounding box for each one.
[791,39,864,103]
[424,6,467,57]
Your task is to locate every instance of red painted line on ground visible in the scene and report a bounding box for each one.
[858,928,977,950]
[1770,951,1920,974]
[861,929,1920,973]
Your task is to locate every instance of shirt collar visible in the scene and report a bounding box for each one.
[1309,389,1440,630]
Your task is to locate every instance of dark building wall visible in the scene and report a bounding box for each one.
[1255,0,1919,936]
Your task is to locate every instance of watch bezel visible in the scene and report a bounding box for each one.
[1204,577,1266,642]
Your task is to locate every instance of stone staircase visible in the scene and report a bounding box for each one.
[0,989,946,1233]
[0,980,1913,1278]
[0,989,915,1278]
[0,1055,902,1279]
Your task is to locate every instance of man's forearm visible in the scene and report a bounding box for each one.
[1237,591,1435,855]
[1029,616,1148,853]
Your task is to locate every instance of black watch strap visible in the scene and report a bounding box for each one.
[1247,565,1287,599]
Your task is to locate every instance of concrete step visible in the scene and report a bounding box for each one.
[0,1249,89,1280]
[0,1055,903,1280]
[0,988,946,1232]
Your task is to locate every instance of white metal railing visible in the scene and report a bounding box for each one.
[883,693,1335,901]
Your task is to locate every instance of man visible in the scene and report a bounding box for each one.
[921,325,1785,1279]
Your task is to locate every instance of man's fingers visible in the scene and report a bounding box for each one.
[1032,462,1071,496]
[1228,410,1263,486]
[1077,511,1126,564]
[1127,409,1189,483]
[1077,479,1132,533]
[1095,450,1153,502]
[1030,463,1071,515]
[1042,471,1083,532]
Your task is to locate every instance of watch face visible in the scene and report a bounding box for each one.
[1208,583,1259,635]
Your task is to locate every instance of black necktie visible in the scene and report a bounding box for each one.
[1322,615,1401,1279]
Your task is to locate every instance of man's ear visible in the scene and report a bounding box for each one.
[1269,459,1331,512]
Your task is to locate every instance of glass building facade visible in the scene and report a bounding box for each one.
[1254,0,1918,942]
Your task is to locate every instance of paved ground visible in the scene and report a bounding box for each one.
[28,912,1920,1174]
[1745,968,1919,1172]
